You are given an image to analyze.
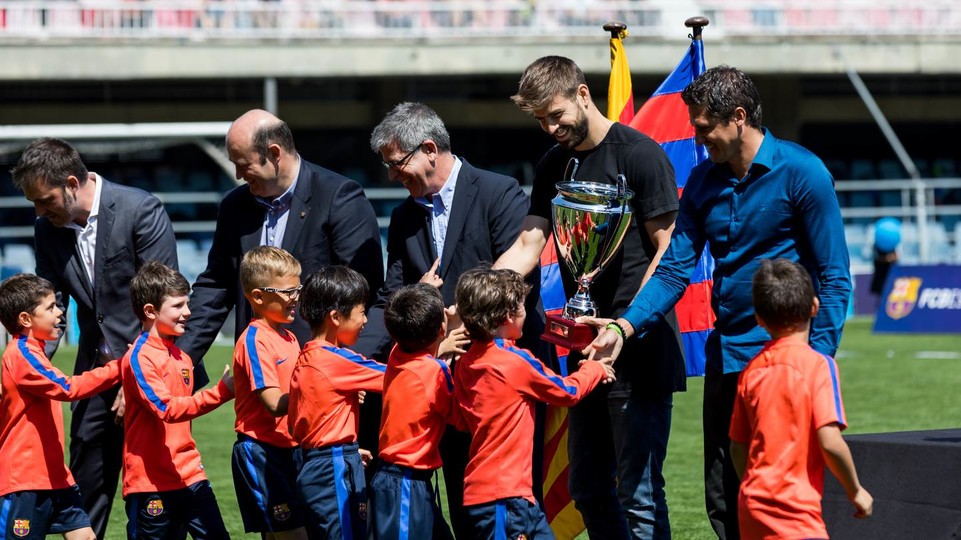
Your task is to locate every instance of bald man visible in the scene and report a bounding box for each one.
[179,109,384,363]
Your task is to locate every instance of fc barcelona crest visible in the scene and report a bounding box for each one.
[147,498,164,516]
[181,368,191,387]
[273,503,291,522]
[12,519,29,537]
[886,277,923,320]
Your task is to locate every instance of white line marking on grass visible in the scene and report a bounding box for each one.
[915,351,961,360]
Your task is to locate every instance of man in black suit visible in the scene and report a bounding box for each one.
[11,137,180,539]
[178,109,384,361]
[359,102,540,539]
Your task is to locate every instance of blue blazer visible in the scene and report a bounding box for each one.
[179,158,384,362]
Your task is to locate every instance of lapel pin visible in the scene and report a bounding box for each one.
[300,211,306,218]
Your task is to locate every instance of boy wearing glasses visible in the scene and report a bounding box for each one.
[231,246,308,539]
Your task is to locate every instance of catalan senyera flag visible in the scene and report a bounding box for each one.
[628,31,715,377]
[607,27,634,125]
[539,235,585,539]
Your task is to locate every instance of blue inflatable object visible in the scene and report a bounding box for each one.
[874,217,902,253]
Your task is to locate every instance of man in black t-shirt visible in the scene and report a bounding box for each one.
[495,56,684,539]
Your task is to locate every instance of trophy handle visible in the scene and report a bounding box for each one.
[563,157,580,183]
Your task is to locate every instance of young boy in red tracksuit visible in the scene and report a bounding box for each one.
[369,283,456,539]
[288,266,385,539]
[230,247,306,540]
[729,259,873,539]
[0,274,120,540]
[121,261,235,539]
[452,267,614,539]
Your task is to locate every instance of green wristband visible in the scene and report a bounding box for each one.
[605,321,626,338]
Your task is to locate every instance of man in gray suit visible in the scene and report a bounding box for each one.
[11,138,181,539]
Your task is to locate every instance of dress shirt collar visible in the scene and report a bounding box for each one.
[66,173,103,232]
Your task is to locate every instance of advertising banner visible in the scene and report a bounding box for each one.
[873,265,961,333]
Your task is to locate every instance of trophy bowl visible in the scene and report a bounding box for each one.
[543,179,634,350]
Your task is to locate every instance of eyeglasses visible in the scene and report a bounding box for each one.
[381,143,425,170]
[260,285,303,300]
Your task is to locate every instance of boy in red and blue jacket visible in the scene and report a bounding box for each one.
[231,247,306,540]
[452,267,614,539]
[369,283,456,539]
[0,274,120,540]
[288,266,385,539]
[121,261,234,539]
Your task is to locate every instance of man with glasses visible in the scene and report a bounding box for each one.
[179,108,384,367]
[358,102,539,539]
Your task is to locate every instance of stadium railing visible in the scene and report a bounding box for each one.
[3,177,961,273]
[0,0,958,40]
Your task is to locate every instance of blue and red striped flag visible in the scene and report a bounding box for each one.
[629,32,715,377]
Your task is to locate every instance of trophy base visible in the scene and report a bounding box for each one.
[541,313,597,350]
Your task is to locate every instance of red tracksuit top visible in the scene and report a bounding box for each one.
[378,345,454,470]
[233,319,300,448]
[288,339,385,450]
[121,332,233,496]
[0,335,120,497]
[452,338,606,506]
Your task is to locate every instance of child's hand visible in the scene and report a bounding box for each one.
[357,390,367,405]
[579,359,616,384]
[445,304,462,331]
[851,487,873,518]
[438,327,470,360]
[221,364,235,395]
[420,258,444,288]
[111,388,126,425]
[359,448,373,467]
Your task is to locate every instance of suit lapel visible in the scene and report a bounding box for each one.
[59,227,94,305]
[282,160,312,252]
[408,201,435,271]
[92,178,115,300]
[439,161,477,279]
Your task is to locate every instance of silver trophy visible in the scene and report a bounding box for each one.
[543,159,634,349]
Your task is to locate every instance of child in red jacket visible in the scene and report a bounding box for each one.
[0,274,120,540]
[121,261,234,539]
[730,259,872,539]
[452,267,614,539]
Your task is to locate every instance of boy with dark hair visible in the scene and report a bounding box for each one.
[232,246,306,540]
[729,259,872,539]
[452,267,614,539]
[369,283,455,539]
[0,273,120,540]
[122,261,235,539]
[288,266,385,539]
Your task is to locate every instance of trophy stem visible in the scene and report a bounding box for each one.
[564,279,597,319]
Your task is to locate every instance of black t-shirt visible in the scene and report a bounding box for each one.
[530,123,686,396]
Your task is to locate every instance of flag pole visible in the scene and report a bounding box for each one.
[685,16,709,40]
[603,20,627,38]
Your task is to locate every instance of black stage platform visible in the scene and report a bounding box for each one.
[823,428,961,539]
